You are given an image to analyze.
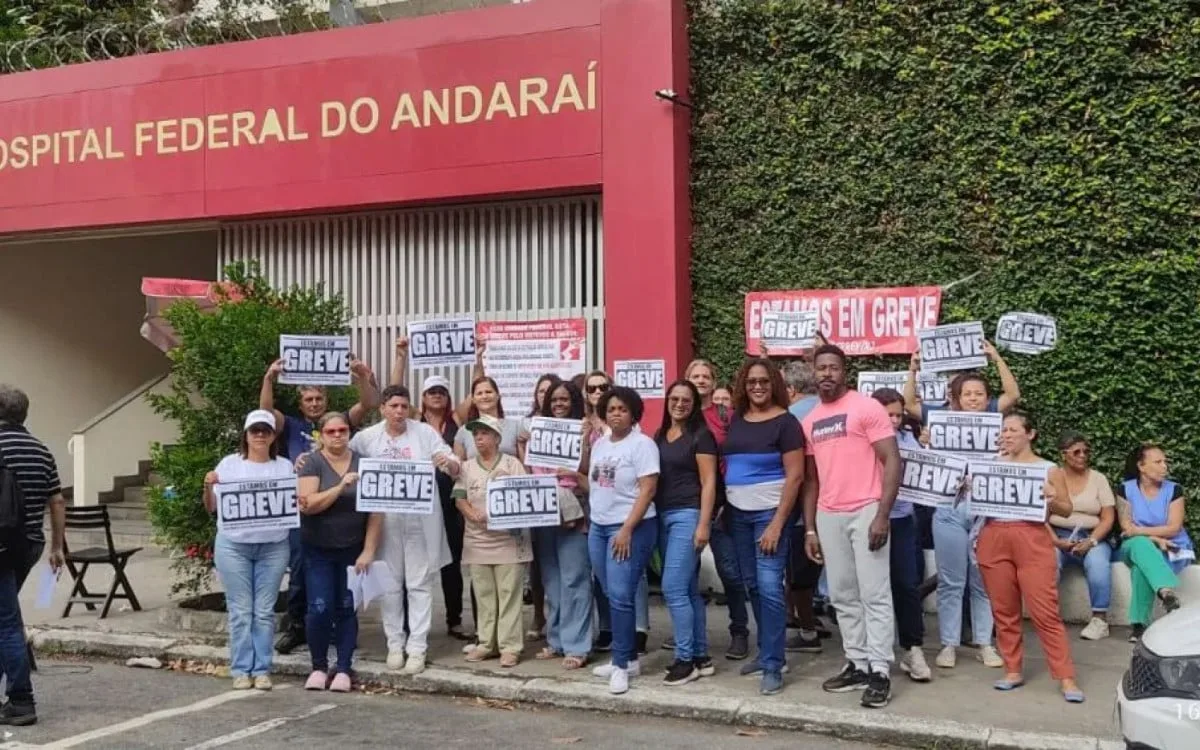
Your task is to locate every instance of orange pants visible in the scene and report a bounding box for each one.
[976,522,1075,681]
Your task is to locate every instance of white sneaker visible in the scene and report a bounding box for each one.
[403,652,427,675]
[900,647,932,682]
[978,645,1004,668]
[387,651,406,670]
[592,660,641,679]
[935,646,956,669]
[609,666,630,695]
[1080,617,1110,641]
[462,642,479,654]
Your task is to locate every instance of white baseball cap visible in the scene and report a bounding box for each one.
[421,375,452,396]
[243,409,277,432]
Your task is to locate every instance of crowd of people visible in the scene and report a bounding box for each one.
[0,329,1192,724]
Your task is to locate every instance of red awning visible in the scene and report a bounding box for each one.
[140,278,234,352]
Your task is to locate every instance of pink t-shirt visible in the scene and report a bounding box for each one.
[801,390,895,513]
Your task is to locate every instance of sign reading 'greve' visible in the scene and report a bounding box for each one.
[995,312,1057,355]
[927,411,1002,458]
[759,310,819,355]
[356,459,437,515]
[917,322,987,374]
[407,318,476,368]
[968,460,1048,522]
[486,475,560,530]
[215,477,300,534]
[279,335,352,386]
[613,360,666,399]
[524,417,584,472]
[898,449,967,508]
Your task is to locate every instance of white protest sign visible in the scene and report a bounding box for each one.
[917,322,987,374]
[968,460,1048,522]
[524,417,584,472]
[215,477,300,534]
[996,312,1057,355]
[855,371,948,406]
[898,448,967,508]
[760,310,819,353]
[406,318,476,368]
[613,359,666,399]
[356,458,436,515]
[279,335,352,386]
[927,411,1002,458]
[486,474,561,530]
[479,319,587,416]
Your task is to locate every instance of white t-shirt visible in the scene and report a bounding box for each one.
[350,420,457,464]
[214,454,297,545]
[588,432,660,526]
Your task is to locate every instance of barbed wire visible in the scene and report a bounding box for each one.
[0,3,397,75]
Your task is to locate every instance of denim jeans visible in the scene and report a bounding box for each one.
[595,572,649,634]
[1055,527,1113,613]
[286,528,307,629]
[710,512,754,637]
[889,514,924,648]
[304,543,361,675]
[933,505,993,647]
[730,507,790,674]
[0,565,32,704]
[215,535,290,677]
[534,526,594,657]
[658,508,708,662]
[589,519,657,669]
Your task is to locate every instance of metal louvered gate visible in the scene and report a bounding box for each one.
[217,196,605,400]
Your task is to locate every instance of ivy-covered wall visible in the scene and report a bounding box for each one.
[688,1,1200,531]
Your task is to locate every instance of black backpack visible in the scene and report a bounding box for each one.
[0,446,28,565]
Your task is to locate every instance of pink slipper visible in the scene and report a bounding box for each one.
[329,672,352,693]
[305,670,328,690]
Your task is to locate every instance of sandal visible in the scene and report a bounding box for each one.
[562,655,587,670]
[535,647,563,661]
[465,647,498,663]
[500,653,520,668]
[525,628,545,642]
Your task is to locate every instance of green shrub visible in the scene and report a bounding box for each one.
[688,1,1200,536]
[146,261,357,597]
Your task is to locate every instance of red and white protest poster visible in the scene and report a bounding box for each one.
[744,286,943,357]
[478,318,587,415]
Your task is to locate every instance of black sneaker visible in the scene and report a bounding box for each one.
[694,656,715,677]
[861,671,892,708]
[725,633,750,660]
[1158,590,1181,614]
[275,627,305,655]
[594,631,613,652]
[0,702,37,726]
[786,632,822,654]
[636,631,648,656]
[663,660,700,686]
[822,662,869,693]
[1129,624,1147,643]
[661,636,676,651]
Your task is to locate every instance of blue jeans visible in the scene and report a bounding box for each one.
[595,572,649,634]
[589,519,657,668]
[215,535,290,677]
[0,565,32,704]
[933,505,993,647]
[534,525,594,657]
[1055,527,1113,613]
[889,514,924,648]
[658,508,709,662]
[304,543,360,674]
[730,507,790,674]
[286,528,307,629]
[710,512,753,637]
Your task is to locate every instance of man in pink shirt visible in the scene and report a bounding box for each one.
[800,345,901,709]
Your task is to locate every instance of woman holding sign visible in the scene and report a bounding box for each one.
[975,412,1083,702]
[654,380,718,686]
[529,379,594,669]
[203,410,296,691]
[454,376,522,460]
[1116,444,1189,642]
[587,386,660,695]
[296,413,383,692]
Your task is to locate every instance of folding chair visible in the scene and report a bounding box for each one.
[61,506,142,619]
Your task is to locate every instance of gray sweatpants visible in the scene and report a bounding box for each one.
[817,501,896,674]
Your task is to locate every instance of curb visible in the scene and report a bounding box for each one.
[30,626,1121,750]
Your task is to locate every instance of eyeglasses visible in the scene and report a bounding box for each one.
[586,383,610,394]
[1067,447,1091,456]
[323,427,349,436]
[745,377,771,387]
[248,426,274,436]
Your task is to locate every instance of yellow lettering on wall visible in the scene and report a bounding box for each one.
[390,94,421,130]
[423,89,449,126]
[135,122,154,157]
[181,118,205,152]
[286,107,309,141]
[485,82,517,121]
[322,101,347,138]
[156,119,180,155]
[207,114,230,150]
[552,73,585,113]
[104,127,125,159]
[519,78,550,116]
[587,60,598,110]
[349,97,379,135]
[455,86,483,124]
[231,111,258,148]
[10,137,29,169]
[30,134,51,167]
[80,130,104,162]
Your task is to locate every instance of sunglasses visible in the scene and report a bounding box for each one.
[323,427,349,436]
[1066,446,1091,456]
[586,383,610,394]
[745,377,771,387]
[425,388,449,398]
[248,426,274,436]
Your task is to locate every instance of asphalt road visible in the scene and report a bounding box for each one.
[0,658,893,750]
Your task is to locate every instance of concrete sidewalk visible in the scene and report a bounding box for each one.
[22,550,1127,749]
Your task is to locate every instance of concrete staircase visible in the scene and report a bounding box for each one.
[72,460,159,550]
